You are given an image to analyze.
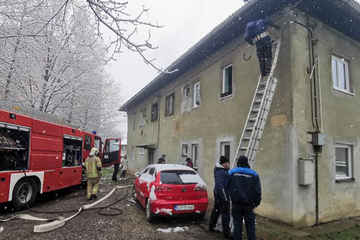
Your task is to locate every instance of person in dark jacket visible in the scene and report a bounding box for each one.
[227,156,262,240]
[185,157,194,168]
[244,18,279,77]
[157,154,166,164]
[209,156,233,239]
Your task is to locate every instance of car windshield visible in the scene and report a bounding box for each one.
[160,170,202,185]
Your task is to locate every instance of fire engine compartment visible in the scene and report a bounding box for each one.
[0,124,30,171]
[63,135,82,167]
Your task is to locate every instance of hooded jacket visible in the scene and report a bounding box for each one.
[213,162,230,202]
[244,18,273,46]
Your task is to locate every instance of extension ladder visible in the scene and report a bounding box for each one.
[232,39,282,168]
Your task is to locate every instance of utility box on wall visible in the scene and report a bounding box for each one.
[298,158,314,185]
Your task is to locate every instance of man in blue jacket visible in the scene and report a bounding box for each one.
[209,156,233,239]
[244,18,279,77]
[227,156,262,240]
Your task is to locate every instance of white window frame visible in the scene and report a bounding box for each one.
[335,144,353,180]
[193,81,201,108]
[140,108,147,126]
[138,148,145,155]
[332,56,351,93]
[182,144,188,157]
[131,147,135,162]
[220,142,231,160]
[165,93,175,116]
[221,64,233,97]
[191,144,199,168]
[183,85,190,99]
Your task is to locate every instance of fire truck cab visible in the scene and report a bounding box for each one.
[0,100,121,210]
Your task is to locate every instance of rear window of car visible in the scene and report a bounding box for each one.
[160,170,202,185]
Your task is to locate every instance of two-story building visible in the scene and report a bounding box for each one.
[120,0,360,227]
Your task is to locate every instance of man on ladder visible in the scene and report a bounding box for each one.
[244,18,279,77]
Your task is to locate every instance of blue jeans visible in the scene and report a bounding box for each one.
[232,204,256,240]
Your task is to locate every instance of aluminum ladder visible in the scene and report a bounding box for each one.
[232,38,282,168]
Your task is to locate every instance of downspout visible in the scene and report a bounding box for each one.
[305,14,321,226]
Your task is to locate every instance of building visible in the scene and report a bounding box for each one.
[120,0,360,228]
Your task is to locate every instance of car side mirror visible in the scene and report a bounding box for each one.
[135,172,141,178]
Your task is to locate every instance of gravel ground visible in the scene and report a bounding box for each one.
[0,174,224,240]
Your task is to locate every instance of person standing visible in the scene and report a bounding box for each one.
[157,154,166,164]
[85,148,102,200]
[228,156,262,240]
[244,18,279,77]
[185,157,193,168]
[209,156,233,239]
[112,161,120,182]
[120,155,128,180]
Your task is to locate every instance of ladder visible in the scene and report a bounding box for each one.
[232,39,282,168]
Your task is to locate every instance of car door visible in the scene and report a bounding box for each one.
[102,138,121,167]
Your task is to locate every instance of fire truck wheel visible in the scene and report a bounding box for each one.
[12,178,38,210]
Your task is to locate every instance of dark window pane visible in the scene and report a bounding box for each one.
[84,135,92,151]
[160,170,200,184]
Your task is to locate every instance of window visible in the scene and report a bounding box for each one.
[140,108,147,126]
[160,170,201,184]
[165,93,175,116]
[220,142,231,160]
[332,56,351,93]
[221,64,233,97]
[138,148,145,155]
[132,114,136,130]
[104,139,120,153]
[131,147,134,162]
[84,135,92,151]
[94,137,101,151]
[182,144,188,156]
[192,144,198,168]
[335,144,353,180]
[193,82,201,107]
[151,102,158,122]
[183,85,190,99]
[148,168,156,180]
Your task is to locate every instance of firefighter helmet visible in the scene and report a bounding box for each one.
[89,147,99,156]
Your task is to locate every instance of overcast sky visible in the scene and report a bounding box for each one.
[106,0,245,104]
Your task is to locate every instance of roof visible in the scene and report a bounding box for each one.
[148,164,196,172]
[119,0,360,112]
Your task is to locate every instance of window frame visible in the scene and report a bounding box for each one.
[181,144,188,157]
[221,64,233,98]
[151,102,159,122]
[332,55,351,94]
[191,144,199,168]
[84,135,92,151]
[140,108,147,126]
[193,81,201,108]
[132,113,136,130]
[220,141,231,160]
[182,85,190,99]
[335,144,353,181]
[165,93,175,117]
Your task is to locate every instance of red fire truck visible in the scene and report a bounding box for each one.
[0,100,121,210]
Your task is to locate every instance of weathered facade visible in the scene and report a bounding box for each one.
[120,0,360,227]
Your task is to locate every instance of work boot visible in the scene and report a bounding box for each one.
[222,232,234,239]
[87,197,92,201]
[92,194,98,199]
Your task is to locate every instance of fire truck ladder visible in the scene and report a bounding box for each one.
[232,38,282,168]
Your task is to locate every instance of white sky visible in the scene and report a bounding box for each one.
[106,0,245,103]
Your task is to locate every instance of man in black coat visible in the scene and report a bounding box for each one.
[228,156,262,240]
[209,156,233,239]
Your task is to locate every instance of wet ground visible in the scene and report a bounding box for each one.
[1,171,360,240]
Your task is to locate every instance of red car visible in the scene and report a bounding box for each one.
[133,164,208,222]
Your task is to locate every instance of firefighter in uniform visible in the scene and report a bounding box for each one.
[85,147,102,200]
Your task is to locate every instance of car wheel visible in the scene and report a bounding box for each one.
[145,200,155,222]
[132,187,139,203]
[12,178,38,210]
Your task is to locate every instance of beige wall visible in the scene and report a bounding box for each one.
[124,8,360,228]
